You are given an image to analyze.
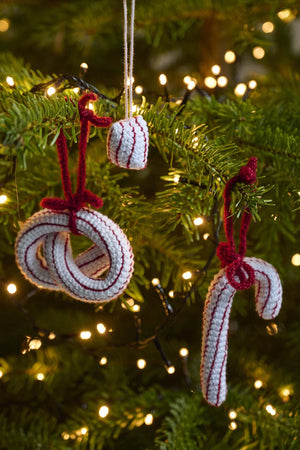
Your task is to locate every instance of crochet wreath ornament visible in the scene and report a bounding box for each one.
[15,93,134,303]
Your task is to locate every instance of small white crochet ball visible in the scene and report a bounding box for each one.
[107,115,149,170]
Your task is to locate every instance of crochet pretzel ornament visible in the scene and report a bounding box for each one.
[16,93,134,303]
[200,158,282,407]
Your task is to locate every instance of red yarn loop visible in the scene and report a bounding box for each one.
[41,93,112,234]
[217,158,257,290]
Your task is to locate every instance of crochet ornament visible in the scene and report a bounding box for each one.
[16,93,134,303]
[200,158,282,407]
[107,0,149,170]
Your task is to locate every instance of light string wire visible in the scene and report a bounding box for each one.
[123,0,135,119]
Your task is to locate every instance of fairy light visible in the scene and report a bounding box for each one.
[0,19,9,32]
[144,413,153,425]
[6,76,15,87]
[6,283,17,294]
[217,76,228,87]
[80,331,91,340]
[173,175,180,183]
[266,322,278,335]
[135,85,143,94]
[291,253,300,266]
[234,83,247,97]
[137,359,147,369]
[193,217,204,226]
[47,86,56,96]
[265,404,277,416]
[262,21,274,33]
[96,323,106,334]
[29,338,42,350]
[224,50,236,63]
[0,194,8,204]
[203,233,210,240]
[192,136,199,147]
[248,80,257,90]
[253,46,265,59]
[179,348,189,357]
[152,278,160,286]
[62,432,70,440]
[99,405,109,418]
[48,332,56,340]
[132,304,140,312]
[211,65,221,75]
[228,410,237,420]
[254,379,263,389]
[126,76,135,87]
[73,87,80,94]
[88,102,95,111]
[187,79,196,90]
[182,271,192,280]
[0,370,3,378]
[80,62,88,69]
[277,9,292,21]
[159,74,167,86]
[166,365,175,374]
[80,427,88,435]
[229,421,237,430]
[36,372,45,381]
[183,75,191,85]
[168,290,174,298]
[281,388,291,397]
[99,356,108,365]
[204,76,217,89]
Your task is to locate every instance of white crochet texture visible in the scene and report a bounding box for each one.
[107,115,149,170]
[200,257,282,407]
[15,208,134,303]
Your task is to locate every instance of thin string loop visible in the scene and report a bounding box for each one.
[123,0,135,119]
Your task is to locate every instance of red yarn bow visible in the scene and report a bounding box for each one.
[41,93,112,234]
[216,157,257,290]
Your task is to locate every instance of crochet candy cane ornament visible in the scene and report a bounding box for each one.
[16,93,134,302]
[200,158,282,406]
[107,0,149,170]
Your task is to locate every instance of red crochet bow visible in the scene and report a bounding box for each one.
[216,157,257,290]
[41,93,112,234]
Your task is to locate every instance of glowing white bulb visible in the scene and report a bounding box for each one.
[248,80,257,90]
[262,21,274,33]
[179,347,189,357]
[0,370,3,378]
[183,75,191,85]
[126,76,135,86]
[224,51,236,63]
[0,194,8,204]
[99,356,108,365]
[6,76,14,87]
[0,19,10,32]
[265,404,277,416]
[280,388,291,397]
[211,65,221,75]
[97,323,106,334]
[234,83,247,97]
[47,87,56,96]
[254,379,263,389]
[137,359,147,369]
[36,372,45,381]
[48,332,56,340]
[73,87,80,94]
[253,46,265,59]
[80,427,88,435]
[168,290,174,298]
[193,217,204,226]
[132,304,140,312]
[228,409,237,420]
[152,278,160,286]
[88,102,95,111]
[61,432,70,440]
[182,271,192,280]
[173,175,180,183]
[229,421,237,430]
[187,80,196,90]
[291,253,300,266]
[167,365,175,374]
[29,338,42,350]
[135,85,143,94]
[159,74,167,86]
[6,283,17,294]
[99,405,109,418]
[144,413,153,425]
[277,9,291,20]
[80,331,91,340]
[217,76,228,87]
[80,62,88,69]
[204,76,217,89]
[203,233,210,240]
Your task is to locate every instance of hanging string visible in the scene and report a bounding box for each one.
[123,0,136,119]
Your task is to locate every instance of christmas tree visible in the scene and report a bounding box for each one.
[0,1,299,448]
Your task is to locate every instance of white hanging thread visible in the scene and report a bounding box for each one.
[123,0,135,119]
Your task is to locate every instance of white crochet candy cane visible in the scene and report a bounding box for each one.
[15,208,134,302]
[107,0,149,169]
[200,158,283,406]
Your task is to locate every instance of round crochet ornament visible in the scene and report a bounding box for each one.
[200,158,283,406]
[106,0,149,170]
[15,93,134,303]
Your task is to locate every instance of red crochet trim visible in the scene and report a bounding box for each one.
[216,157,257,290]
[41,93,112,234]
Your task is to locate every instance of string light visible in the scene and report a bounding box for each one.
[99,405,109,418]
[96,323,106,334]
[291,253,300,266]
[193,217,204,226]
[0,370,3,378]
[137,358,147,369]
[224,50,236,63]
[6,283,17,294]
[61,432,70,440]
[228,410,237,420]
[217,76,228,87]
[80,427,88,435]
[144,413,153,425]
[29,338,42,350]
[277,9,294,22]
[265,404,277,416]
[126,76,135,87]
[173,175,180,183]
[203,233,210,240]
[254,379,263,389]
[168,290,174,298]
[80,331,91,340]
[99,356,108,365]
[132,304,140,312]
[159,74,167,86]
[48,332,56,340]
[253,46,265,59]
[211,65,221,75]
[88,102,95,111]
[135,85,143,94]
[0,194,8,204]
[228,421,237,430]
[80,62,88,69]
[234,83,247,97]
[262,21,274,33]
[6,76,14,87]
[0,19,9,32]
[280,388,291,397]
[187,79,196,90]
[182,271,192,280]
[47,86,56,96]
[248,80,257,89]
[179,347,189,357]
[183,75,191,85]
[73,87,80,94]
[204,77,217,89]
[36,372,45,381]
[166,365,175,374]
[151,278,160,286]
[266,322,278,335]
